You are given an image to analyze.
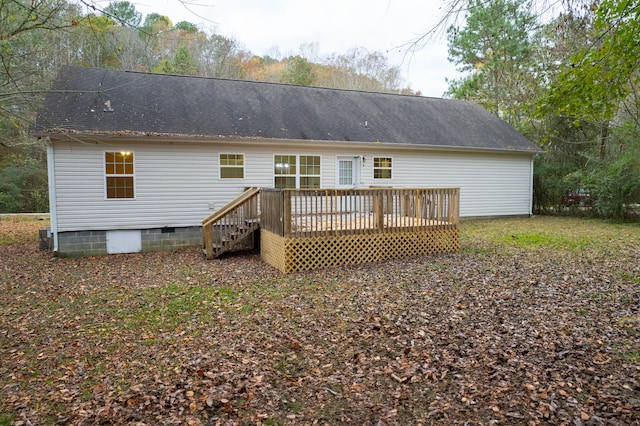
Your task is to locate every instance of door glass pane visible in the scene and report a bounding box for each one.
[339,160,353,186]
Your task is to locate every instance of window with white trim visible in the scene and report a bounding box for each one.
[299,155,320,188]
[373,157,392,179]
[274,155,320,189]
[105,151,134,199]
[219,153,244,179]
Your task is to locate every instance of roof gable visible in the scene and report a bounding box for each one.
[34,66,541,153]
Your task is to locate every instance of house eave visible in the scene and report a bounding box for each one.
[34,130,543,155]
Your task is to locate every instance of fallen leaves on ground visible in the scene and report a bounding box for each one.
[0,216,638,425]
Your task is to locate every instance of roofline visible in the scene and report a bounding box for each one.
[34,132,543,155]
[64,65,447,101]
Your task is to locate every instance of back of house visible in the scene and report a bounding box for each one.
[32,66,542,257]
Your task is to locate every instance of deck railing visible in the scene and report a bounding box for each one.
[260,187,459,238]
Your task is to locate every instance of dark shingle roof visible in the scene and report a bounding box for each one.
[34,66,541,153]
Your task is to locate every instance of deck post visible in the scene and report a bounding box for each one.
[453,188,460,225]
[415,189,422,232]
[283,190,291,237]
[203,223,213,259]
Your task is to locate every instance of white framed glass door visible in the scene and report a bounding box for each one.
[335,156,361,213]
[336,157,358,188]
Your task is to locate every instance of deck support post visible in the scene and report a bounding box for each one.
[203,223,213,259]
[283,191,291,237]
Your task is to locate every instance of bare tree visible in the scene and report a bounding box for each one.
[1,0,80,146]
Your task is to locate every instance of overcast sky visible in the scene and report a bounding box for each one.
[120,0,461,97]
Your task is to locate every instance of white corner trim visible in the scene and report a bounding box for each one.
[45,138,58,252]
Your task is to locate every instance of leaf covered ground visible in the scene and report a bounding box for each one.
[1,216,639,425]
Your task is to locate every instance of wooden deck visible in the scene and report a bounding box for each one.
[260,188,460,272]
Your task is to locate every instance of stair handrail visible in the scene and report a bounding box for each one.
[201,187,260,227]
[201,187,260,259]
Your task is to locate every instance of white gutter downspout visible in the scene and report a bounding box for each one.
[45,137,58,252]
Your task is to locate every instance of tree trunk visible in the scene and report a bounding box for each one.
[600,123,608,160]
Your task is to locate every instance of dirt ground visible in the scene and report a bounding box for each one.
[1,216,638,425]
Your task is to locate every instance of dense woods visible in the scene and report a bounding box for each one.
[442,0,640,218]
[1,0,638,217]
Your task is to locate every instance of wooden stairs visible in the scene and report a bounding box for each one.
[201,188,260,259]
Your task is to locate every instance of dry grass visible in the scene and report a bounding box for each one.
[0,215,49,245]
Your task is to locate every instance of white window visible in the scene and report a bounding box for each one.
[299,155,321,189]
[219,153,244,179]
[373,157,392,179]
[274,155,321,189]
[105,151,134,199]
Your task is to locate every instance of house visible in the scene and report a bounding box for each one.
[33,66,542,263]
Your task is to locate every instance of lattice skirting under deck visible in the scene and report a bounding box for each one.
[260,228,460,273]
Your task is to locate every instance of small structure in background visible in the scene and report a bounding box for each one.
[561,189,591,207]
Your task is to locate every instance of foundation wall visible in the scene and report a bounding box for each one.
[56,226,201,257]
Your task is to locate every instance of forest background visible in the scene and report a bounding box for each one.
[1,0,638,218]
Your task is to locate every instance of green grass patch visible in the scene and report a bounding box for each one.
[499,231,591,250]
[625,349,640,363]
[461,216,639,252]
[0,414,15,426]
[29,283,245,337]
[286,400,303,413]
[123,283,227,331]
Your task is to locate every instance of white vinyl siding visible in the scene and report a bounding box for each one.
[379,150,533,217]
[51,140,534,233]
[53,142,216,231]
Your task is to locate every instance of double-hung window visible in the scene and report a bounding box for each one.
[274,155,320,189]
[299,155,321,189]
[373,157,392,180]
[105,151,135,199]
[219,153,244,179]
[274,155,297,188]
